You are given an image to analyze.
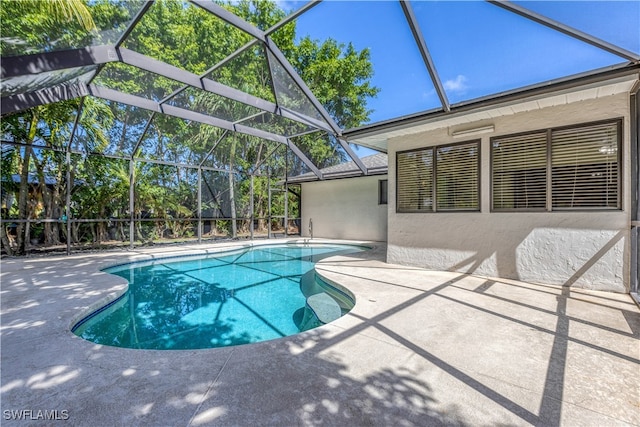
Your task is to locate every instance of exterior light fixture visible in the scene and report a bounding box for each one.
[450,124,495,138]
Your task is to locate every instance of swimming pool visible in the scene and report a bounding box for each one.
[72,243,366,350]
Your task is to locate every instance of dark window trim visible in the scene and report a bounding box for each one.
[378,179,388,205]
[490,118,623,212]
[396,139,481,213]
[396,146,433,213]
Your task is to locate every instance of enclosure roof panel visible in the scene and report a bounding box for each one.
[1,0,638,179]
[513,0,640,56]
[282,0,639,126]
[1,65,97,97]
[0,1,147,57]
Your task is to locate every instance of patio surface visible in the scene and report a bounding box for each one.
[1,240,639,426]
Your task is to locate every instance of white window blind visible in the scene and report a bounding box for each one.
[490,119,621,211]
[397,149,433,212]
[492,132,547,210]
[396,141,479,213]
[552,122,619,209]
[436,141,479,211]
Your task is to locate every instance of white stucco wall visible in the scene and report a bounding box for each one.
[301,175,388,242]
[388,93,632,292]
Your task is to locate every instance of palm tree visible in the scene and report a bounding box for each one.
[40,0,96,31]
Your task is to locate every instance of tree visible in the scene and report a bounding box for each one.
[1,97,114,254]
[293,37,379,129]
[1,0,379,252]
[0,0,95,56]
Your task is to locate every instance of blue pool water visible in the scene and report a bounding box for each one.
[73,244,365,350]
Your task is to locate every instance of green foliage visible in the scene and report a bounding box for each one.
[0,0,136,56]
[293,37,379,129]
[1,0,87,55]
[1,0,379,252]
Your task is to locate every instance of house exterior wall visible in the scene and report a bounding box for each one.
[301,175,388,242]
[388,93,632,292]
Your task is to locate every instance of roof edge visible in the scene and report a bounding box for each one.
[286,168,388,184]
[344,62,640,141]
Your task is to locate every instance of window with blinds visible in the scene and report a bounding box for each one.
[492,131,547,210]
[397,148,433,212]
[436,142,480,211]
[397,140,479,213]
[552,122,619,209]
[491,119,621,211]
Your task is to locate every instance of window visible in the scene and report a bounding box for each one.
[436,142,480,211]
[378,179,388,205]
[551,122,620,209]
[492,131,547,210]
[491,119,621,211]
[397,148,433,212]
[396,140,480,213]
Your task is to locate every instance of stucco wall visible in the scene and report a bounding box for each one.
[301,175,387,242]
[388,93,632,292]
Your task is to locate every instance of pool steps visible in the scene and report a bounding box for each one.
[298,270,354,331]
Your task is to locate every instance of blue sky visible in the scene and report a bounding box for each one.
[275,1,640,126]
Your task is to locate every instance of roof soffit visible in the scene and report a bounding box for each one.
[346,69,640,150]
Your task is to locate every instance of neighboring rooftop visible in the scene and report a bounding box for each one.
[287,152,388,183]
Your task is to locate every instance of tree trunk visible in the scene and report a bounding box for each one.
[24,221,31,251]
[118,110,130,152]
[0,224,15,256]
[16,112,39,254]
[60,217,68,243]
[118,221,126,241]
[135,216,145,243]
[48,167,64,246]
[33,155,62,247]
[72,222,80,245]
[95,206,107,242]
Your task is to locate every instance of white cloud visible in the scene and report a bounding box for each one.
[422,88,436,99]
[443,75,468,93]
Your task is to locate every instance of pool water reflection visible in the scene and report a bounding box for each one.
[72,244,365,350]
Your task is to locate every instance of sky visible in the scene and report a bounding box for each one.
[274,1,640,126]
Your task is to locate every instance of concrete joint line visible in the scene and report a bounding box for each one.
[186,348,236,427]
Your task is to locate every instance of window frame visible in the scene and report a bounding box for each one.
[490,118,623,212]
[396,139,481,213]
[378,179,388,205]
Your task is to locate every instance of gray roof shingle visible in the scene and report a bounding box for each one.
[287,152,387,183]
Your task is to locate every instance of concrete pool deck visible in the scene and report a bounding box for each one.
[1,240,639,426]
